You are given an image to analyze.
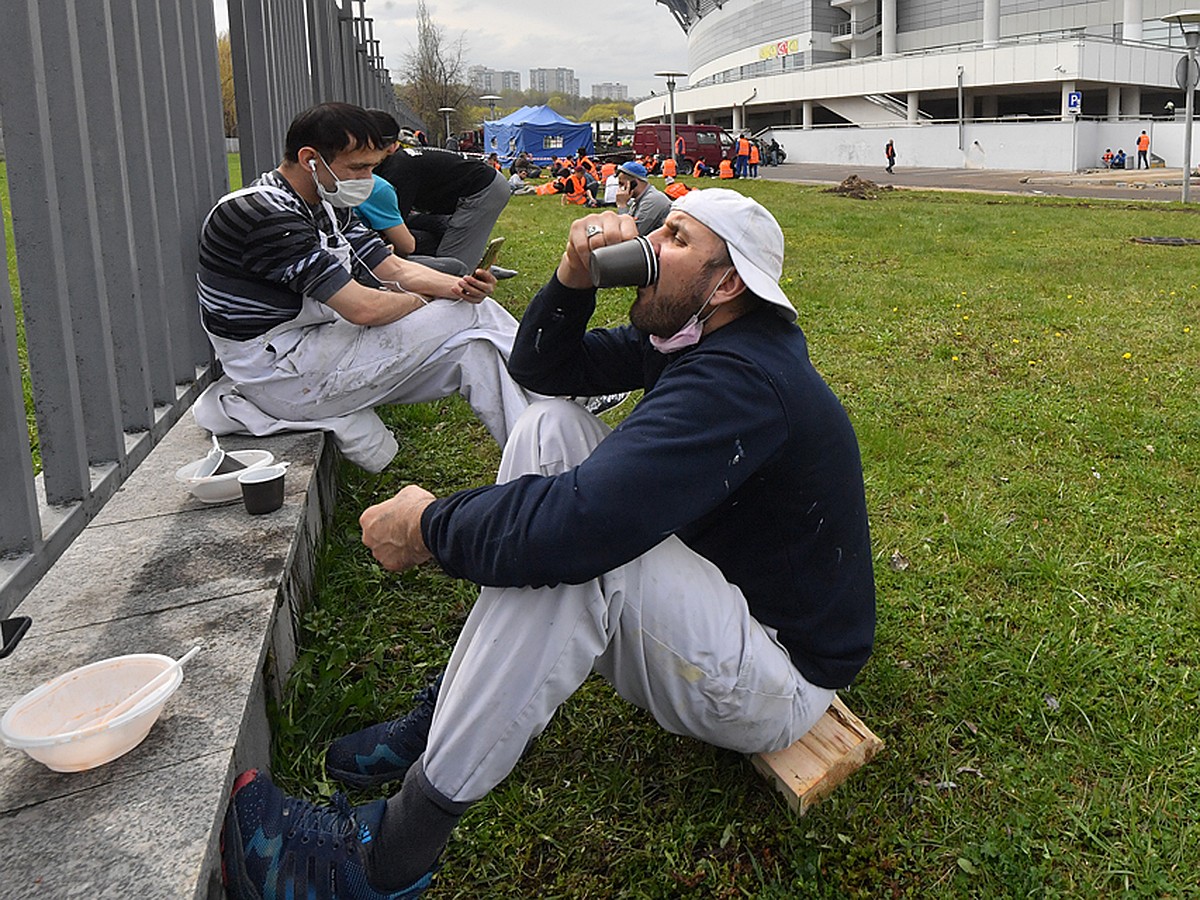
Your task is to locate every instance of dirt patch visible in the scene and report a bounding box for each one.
[822,174,895,200]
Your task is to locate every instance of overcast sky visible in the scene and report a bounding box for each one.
[213,0,690,100]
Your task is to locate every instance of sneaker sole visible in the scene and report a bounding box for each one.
[221,770,266,900]
[324,761,411,791]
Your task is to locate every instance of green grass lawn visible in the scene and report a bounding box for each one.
[270,183,1200,897]
[8,162,1198,894]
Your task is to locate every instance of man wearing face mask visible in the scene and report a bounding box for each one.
[221,188,875,900]
[195,103,533,470]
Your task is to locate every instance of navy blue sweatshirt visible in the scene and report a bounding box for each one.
[421,276,875,689]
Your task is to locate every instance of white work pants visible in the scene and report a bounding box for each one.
[206,296,531,447]
[424,399,836,803]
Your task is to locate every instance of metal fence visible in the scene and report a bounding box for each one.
[0,0,411,617]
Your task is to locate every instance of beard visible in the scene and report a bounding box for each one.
[629,267,718,337]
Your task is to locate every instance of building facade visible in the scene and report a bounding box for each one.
[469,66,522,93]
[529,67,581,96]
[592,82,630,100]
[636,0,1196,170]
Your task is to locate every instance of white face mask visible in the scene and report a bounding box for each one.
[311,155,374,208]
[649,267,733,354]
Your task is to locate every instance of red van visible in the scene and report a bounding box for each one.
[632,123,734,173]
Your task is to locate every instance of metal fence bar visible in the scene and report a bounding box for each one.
[0,0,410,617]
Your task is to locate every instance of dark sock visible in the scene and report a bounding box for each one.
[368,758,471,891]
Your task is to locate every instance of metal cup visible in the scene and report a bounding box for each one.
[590,236,659,289]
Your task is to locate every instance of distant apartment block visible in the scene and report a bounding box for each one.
[529,67,580,96]
[591,82,629,100]
[469,66,521,92]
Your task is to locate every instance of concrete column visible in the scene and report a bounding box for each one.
[732,104,742,132]
[1123,86,1141,119]
[802,100,814,130]
[1060,81,1076,120]
[687,112,695,125]
[981,94,999,119]
[907,92,920,123]
[1107,86,1122,121]
[983,0,1000,47]
[882,0,896,56]
[1123,0,1143,42]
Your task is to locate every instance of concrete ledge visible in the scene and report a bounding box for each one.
[0,416,338,898]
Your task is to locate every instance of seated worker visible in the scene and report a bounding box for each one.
[511,151,542,178]
[719,157,734,179]
[615,160,671,235]
[195,102,533,469]
[1112,149,1127,169]
[221,189,877,900]
[486,152,502,171]
[372,141,510,276]
[575,147,599,180]
[661,155,678,178]
[561,165,598,207]
[355,111,473,277]
[663,175,690,199]
[600,167,621,206]
[507,169,537,195]
[1101,149,1114,169]
[693,158,710,177]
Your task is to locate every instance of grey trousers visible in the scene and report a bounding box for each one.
[435,170,511,270]
[423,399,837,803]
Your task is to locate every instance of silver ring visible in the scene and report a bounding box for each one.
[585,224,602,238]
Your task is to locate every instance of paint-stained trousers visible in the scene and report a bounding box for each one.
[422,399,837,803]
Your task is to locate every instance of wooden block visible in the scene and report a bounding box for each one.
[750,696,883,814]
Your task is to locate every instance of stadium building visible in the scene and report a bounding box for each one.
[634,1,1199,171]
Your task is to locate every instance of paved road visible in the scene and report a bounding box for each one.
[756,162,1194,203]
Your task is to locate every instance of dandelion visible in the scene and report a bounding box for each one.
[1123,352,1132,359]
[1012,338,1020,344]
[962,314,970,321]
[952,355,959,361]
[1185,326,1192,334]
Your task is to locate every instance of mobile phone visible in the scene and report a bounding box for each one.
[478,237,505,271]
[0,616,31,659]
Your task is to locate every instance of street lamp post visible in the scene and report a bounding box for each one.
[437,107,455,147]
[655,70,687,166]
[479,94,502,120]
[1162,10,1200,203]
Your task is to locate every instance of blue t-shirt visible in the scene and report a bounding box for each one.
[355,174,405,231]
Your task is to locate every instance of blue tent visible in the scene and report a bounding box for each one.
[483,105,593,167]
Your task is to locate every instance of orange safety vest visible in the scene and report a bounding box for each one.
[719,159,734,179]
[749,144,759,164]
[674,135,685,155]
[562,173,590,205]
[664,180,689,199]
[661,158,677,178]
[601,162,616,179]
[577,155,598,178]
[1137,133,1150,152]
[737,137,750,157]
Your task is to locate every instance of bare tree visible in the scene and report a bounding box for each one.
[400,0,472,144]
[217,32,237,138]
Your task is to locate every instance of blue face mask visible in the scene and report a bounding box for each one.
[649,267,733,354]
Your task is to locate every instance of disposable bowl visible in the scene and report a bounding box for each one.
[175,448,274,502]
[0,654,183,772]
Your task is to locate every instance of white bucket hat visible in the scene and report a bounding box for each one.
[669,188,796,322]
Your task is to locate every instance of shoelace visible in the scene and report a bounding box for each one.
[285,792,359,848]
[385,678,440,738]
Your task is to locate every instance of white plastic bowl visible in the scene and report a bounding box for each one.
[175,448,274,502]
[1,654,184,772]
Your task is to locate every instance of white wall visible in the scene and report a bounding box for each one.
[767,119,1194,172]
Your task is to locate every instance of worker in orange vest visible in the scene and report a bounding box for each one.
[576,148,599,180]
[560,167,597,206]
[600,161,616,179]
[663,176,689,199]
[719,157,734,179]
[1136,130,1150,169]
[735,134,751,177]
[674,133,686,165]
[748,142,760,178]
[661,156,677,178]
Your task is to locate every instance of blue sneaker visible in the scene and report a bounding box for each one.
[326,673,442,790]
[221,770,432,900]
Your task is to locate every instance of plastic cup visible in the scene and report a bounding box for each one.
[238,465,286,515]
[590,236,659,288]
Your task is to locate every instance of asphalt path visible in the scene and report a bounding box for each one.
[754,161,1195,203]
